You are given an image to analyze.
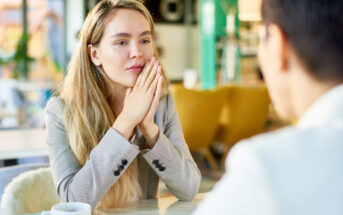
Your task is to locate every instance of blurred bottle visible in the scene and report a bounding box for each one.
[221,11,241,84]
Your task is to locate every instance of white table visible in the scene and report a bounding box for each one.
[26,193,207,215]
[96,193,206,215]
[0,128,48,160]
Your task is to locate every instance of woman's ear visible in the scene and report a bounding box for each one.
[88,44,102,66]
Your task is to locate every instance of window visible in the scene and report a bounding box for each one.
[0,0,65,128]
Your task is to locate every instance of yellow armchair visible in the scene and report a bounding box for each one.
[215,84,271,163]
[171,85,227,170]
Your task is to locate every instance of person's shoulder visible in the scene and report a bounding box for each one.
[243,126,300,148]
[45,96,65,117]
[227,126,300,163]
[243,124,341,152]
[227,124,331,166]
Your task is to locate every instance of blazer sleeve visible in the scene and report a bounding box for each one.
[142,94,201,201]
[192,141,277,215]
[45,97,140,210]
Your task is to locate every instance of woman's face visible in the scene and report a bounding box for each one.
[91,9,154,88]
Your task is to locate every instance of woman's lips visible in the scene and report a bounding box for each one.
[127,67,143,73]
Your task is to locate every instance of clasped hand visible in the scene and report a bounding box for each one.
[113,57,163,146]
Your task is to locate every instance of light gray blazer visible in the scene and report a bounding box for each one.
[45,94,201,210]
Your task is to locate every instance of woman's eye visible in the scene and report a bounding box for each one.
[116,41,127,45]
[142,39,151,44]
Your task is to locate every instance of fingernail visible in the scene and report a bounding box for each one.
[152,56,156,61]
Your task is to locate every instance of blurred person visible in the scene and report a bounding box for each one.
[45,0,200,211]
[28,5,64,81]
[194,0,343,214]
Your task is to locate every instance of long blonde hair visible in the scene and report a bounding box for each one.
[55,0,168,209]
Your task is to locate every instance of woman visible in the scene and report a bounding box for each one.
[45,0,200,210]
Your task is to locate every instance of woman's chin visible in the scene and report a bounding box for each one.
[127,78,139,88]
[111,77,138,89]
[121,82,136,89]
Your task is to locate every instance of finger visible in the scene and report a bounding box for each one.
[135,60,150,86]
[136,72,142,86]
[155,76,163,100]
[150,76,163,111]
[142,59,157,85]
[139,57,156,86]
[148,66,161,94]
[144,61,159,90]
[125,87,132,97]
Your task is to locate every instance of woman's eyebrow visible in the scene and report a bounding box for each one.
[111,31,151,38]
[140,31,151,36]
[111,33,130,38]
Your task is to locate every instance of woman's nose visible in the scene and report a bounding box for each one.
[130,43,143,59]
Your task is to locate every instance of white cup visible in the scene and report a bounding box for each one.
[41,202,91,215]
[183,69,197,89]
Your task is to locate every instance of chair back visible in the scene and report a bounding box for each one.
[216,85,271,148]
[171,85,227,150]
[0,165,59,215]
[0,163,49,203]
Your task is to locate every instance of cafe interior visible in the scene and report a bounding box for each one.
[0,0,290,214]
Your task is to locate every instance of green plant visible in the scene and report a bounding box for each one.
[0,32,35,79]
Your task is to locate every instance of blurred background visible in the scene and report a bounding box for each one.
[0,0,289,191]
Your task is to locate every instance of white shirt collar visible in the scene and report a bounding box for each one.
[297,84,343,128]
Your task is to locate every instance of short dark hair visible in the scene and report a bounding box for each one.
[262,0,343,82]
